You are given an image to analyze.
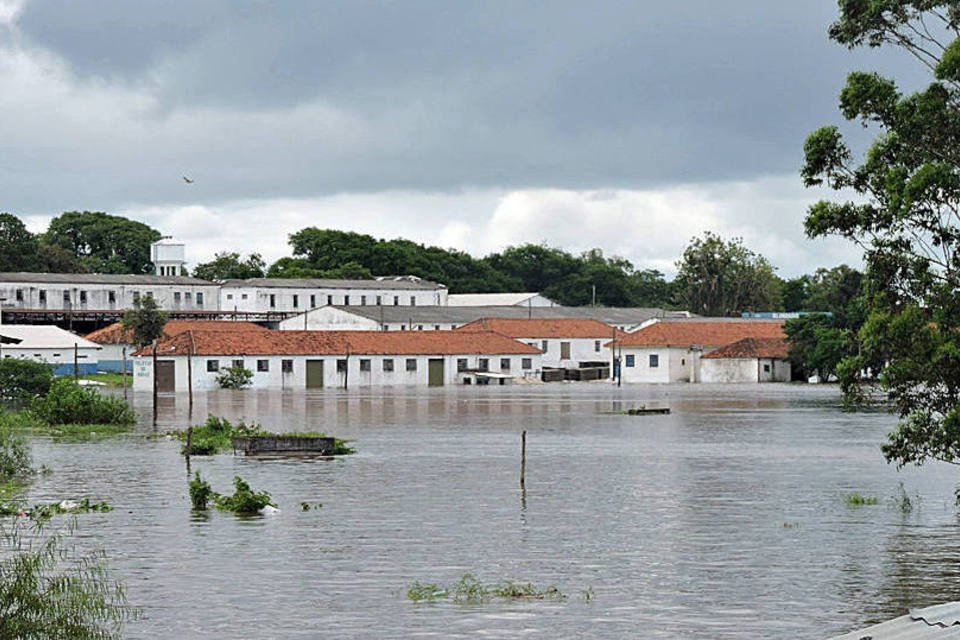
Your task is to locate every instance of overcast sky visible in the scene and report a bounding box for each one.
[0,1,925,276]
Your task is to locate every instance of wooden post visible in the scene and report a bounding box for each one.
[73,343,79,381]
[520,430,526,490]
[185,425,193,458]
[152,338,158,427]
[187,348,194,417]
[121,346,128,400]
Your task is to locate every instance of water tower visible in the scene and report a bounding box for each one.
[150,237,186,276]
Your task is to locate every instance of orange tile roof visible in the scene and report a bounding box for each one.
[701,337,790,359]
[609,319,785,348]
[136,330,543,357]
[85,320,268,345]
[454,317,621,339]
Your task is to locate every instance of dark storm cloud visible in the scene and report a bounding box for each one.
[3,0,926,212]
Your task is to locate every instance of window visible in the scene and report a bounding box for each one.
[174,292,181,303]
[310,294,316,307]
[342,295,349,306]
[560,342,571,360]
[763,364,771,373]
[457,358,468,372]
[393,296,399,305]
[500,358,511,371]
[401,325,406,331]
[434,325,441,330]
[478,358,489,372]
[207,360,220,372]
[63,291,70,304]
[292,294,299,308]
[242,293,248,300]
[197,292,204,306]
[417,325,423,331]
[649,354,659,368]
[336,359,347,373]
[226,293,233,300]
[681,358,686,366]
[522,358,532,370]
[361,295,367,305]
[383,359,394,372]
[14,289,22,302]
[232,359,244,369]
[406,358,417,371]
[185,292,192,302]
[257,359,269,372]
[79,290,87,304]
[410,296,416,306]
[108,291,115,304]
[625,355,635,368]
[376,295,382,305]
[38,290,46,304]
[541,340,548,352]
[327,295,333,305]
[360,359,371,372]
[269,294,276,309]
[145,291,153,300]
[281,359,293,373]
[595,340,601,352]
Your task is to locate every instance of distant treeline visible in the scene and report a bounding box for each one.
[0,211,860,313]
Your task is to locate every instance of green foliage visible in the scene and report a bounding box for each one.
[673,232,780,316]
[0,498,114,521]
[213,476,274,514]
[30,379,135,427]
[843,492,879,506]
[0,359,54,401]
[784,315,850,380]
[170,415,355,456]
[0,520,134,638]
[803,2,960,466]
[0,420,31,481]
[189,472,213,510]
[0,212,39,272]
[121,295,169,348]
[192,251,266,281]
[407,581,446,602]
[407,573,566,603]
[44,211,161,274]
[215,365,253,390]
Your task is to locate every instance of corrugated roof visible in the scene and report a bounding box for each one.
[830,602,960,639]
[611,318,786,348]
[220,276,445,290]
[0,272,214,285]
[85,320,268,345]
[0,324,101,350]
[137,330,542,357]
[701,337,790,359]
[454,317,620,339]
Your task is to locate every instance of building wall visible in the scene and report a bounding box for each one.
[618,346,699,383]
[519,337,607,369]
[1,346,100,375]
[278,307,381,331]
[701,357,792,383]
[0,281,218,312]
[96,343,134,372]
[220,286,447,313]
[133,352,543,391]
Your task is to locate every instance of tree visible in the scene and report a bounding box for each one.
[0,360,54,401]
[784,314,849,381]
[0,213,38,272]
[802,2,960,468]
[121,296,168,348]
[630,269,675,308]
[673,232,780,316]
[44,211,161,274]
[192,252,266,281]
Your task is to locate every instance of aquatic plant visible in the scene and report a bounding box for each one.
[0,420,31,482]
[843,492,879,507]
[30,379,135,427]
[407,581,446,602]
[215,365,253,390]
[891,482,919,514]
[407,573,566,603]
[213,476,274,514]
[582,587,595,602]
[189,472,213,510]
[170,415,355,456]
[1,498,114,522]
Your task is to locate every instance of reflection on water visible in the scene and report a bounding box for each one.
[21,384,960,638]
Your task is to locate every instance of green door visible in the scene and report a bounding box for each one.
[306,360,324,389]
[428,358,444,386]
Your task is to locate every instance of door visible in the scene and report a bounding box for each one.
[560,341,571,360]
[306,359,324,389]
[428,359,444,386]
[155,360,175,392]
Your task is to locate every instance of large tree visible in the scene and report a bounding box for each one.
[192,252,266,281]
[44,211,161,274]
[802,1,960,468]
[0,213,38,272]
[673,232,780,316]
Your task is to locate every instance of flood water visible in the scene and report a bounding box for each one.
[21,383,960,638]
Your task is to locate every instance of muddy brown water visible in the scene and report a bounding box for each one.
[22,384,960,638]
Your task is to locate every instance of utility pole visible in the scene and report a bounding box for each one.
[73,343,79,381]
[152,338,158,427]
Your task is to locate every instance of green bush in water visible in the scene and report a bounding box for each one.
[215,366,253,390]
[213,476,274,514]
[172,415,355,456]
[30,379,135,426]
[0,420,31,482]
[0,359,54,402]
[189,472,213,510]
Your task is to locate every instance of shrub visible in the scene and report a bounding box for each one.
[172,415,265,456]
[0,422,31,481]
[213,476,274,514]
[189,472,213,510]
[216,366,253,390]
[30,379,135,426]
[0,359,54,402]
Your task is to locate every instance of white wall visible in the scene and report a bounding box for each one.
[133,352,543,391]
[520,337,607,369]
[701,357,792,383]
[0,281,217,312]
[278,307,380,331]
[220,286,447,313]
[618,347,700,383]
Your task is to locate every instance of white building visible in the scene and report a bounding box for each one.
[0,272,219,312]
[0,324,101,375]
[219,276,448,314]
[610,318,787,383]
[133,329,542,391]
[150,238,187,276]
[454,318,618,369]
[699,337,792,383]
[447,292,557,307]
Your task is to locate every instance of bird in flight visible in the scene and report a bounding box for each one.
[182,176,194,184]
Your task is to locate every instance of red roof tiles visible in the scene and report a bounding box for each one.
[701,337,790,359]
[454,317,621,339]
[86,320,268,345]
[611,319,785,348]
[137,330,542,357]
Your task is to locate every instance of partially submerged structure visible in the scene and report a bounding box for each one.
[699,337,791,383]
[829,602,960,639]
[133,329,543,391]
[0,324,101,375]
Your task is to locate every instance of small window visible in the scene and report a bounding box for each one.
[344,295,350,306]
[376,295,382,305]
[500,358,510,371]
[184,292,192,302]
[383,359,394,372]
[594,340,601,352]
[14,289,22,302]
[478,358,489,372]
[417,325,423,331]
[232,359,244,369]
[763,364,771,373]
[242,293,248,300]
[257,359,269,372]
[108,291,116,303]
[52,353,61,358]
[625,355,635,368]
[79,290,87,304]
[434,325,441,330]
[293,294,299,308]
[401,325,406,331]
[63,291,70,303]
[310,294,316,307]
[560,341,571,360]
[522,358,532,370]
[649,354,659,368]
[405,358,417,371]
[269,294,276,309]
[361,295,367,305]
[541,340,548,352]
[207,360,220,372]
[327,295,333,305]
[174,292,181,303]
[360,359,371,372]
[145,291,154,300]
[336,359,347,373]
[38,290,46,303]
[410,296,416,306]
[197,292,204,306]
[393,296,399,306]
[226,293,233,300]
[457,358,468,372]
[281,359,293,373]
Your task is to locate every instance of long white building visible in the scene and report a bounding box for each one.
[454,318,619,369]
[0,324,101,375]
